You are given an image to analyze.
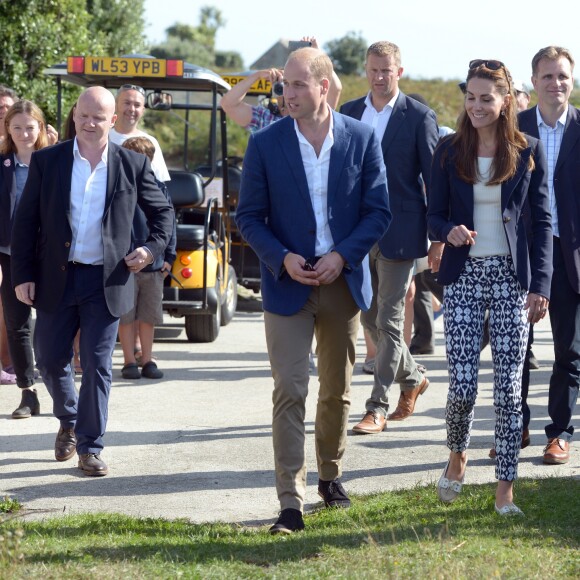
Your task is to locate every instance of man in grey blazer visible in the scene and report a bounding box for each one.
[12,87,173,476]
[519,46,579,464]
[340,41,440,433]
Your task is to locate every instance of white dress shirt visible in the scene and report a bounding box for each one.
[294,110,335,257]
[536,106,567,238]
[360,90,399,142]
[69,138,108,265]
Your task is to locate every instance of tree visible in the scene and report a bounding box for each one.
[215,51,243,70]
[150,7,243,69]
[325,31,367,76]
[86,0,147,55]
[0,0,148,126]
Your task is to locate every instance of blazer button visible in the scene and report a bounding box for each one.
[503,216,511,223]
[61,265,66,271]
[65,242,70,247]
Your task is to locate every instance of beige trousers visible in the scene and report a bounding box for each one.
[264,276,360,511]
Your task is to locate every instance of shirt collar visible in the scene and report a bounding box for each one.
[536,105,568,129]
[293,105,334,143]
[13,153,28,168]
[364,89,399,113]
[73,137,109,165]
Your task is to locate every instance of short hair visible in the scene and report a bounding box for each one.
[122,136,155,162]
[1,100,48,155]
[366,41,401,67]
[532,46,575,76]
[286,47,334,84]
[0,86,18,101]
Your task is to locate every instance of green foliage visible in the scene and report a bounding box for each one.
[0,497,22,514]
[86,0,147,55]
[0,0,148,128]
[325,31,368,75]
[215,51,243,70]
[0,478,578,578]
[150,7,242,70]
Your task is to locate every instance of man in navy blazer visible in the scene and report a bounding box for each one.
[340,41,440,433]
[236,47,390,534]
[11,87,173,476]
[519,46,580,464]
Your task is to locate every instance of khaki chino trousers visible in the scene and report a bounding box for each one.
[264,275,360,511]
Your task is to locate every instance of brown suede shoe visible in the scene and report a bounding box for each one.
[78,453,109,476]
[489,427,530,459]
[543,438,570,465]
[352,411,386,434]
[387,376,430,421]
[55,427,77,461]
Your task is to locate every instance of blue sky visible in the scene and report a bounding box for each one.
[144,0,579,83]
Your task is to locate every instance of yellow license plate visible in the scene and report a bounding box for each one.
[83,57,167,77]
[221,75,272,93]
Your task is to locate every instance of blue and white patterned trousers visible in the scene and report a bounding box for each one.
[444,256,529,481]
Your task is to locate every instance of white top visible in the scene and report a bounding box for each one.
[69,138,108,265]
[470,157,509,258]
[294,111,335,257]
[536,106,567,238]
[109,128,170,182]
[361,90,399,143]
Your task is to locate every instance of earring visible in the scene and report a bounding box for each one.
[501,110,506,116]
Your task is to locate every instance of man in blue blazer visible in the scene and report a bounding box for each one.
[236,47,391,534]
[11,87,173,476]
[519,46,579,464]
[340,41,440,433]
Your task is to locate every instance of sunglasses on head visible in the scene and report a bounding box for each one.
[469,59,505,71]
[119,84,145,96]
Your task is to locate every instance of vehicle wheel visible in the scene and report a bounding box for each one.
[185,302,221,343]
[220,265,238,326]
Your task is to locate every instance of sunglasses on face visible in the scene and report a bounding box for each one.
[119,84,145,96]
[468,59,505,71]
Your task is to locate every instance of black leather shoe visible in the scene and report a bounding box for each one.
[78,453,108,476]
[409,344,434,355]
[269,508,305,534]
[12,388,40,419]
[55,427,77,461]
[318,478,351,508]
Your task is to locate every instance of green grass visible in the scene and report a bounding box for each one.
[1,477,578,579]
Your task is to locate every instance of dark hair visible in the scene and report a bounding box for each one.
[64,105,76,140]
[0,86,19,101]
[447,63,533,185]
[1,100,48,155]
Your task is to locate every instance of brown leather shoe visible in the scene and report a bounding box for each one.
[489,427,531,459]
[543,438,570,465]
[387,376,430,421]
[352,411,386,434]
[78,453,109,476]
[55,427,77,461]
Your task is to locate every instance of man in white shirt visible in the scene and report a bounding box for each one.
[109,84,170,182]
[236,47,390,534]
[12,87,173,476]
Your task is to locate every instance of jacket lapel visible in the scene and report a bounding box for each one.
[501,146,532,209]
[327,112,350,207]
[555,105,580,175]
[381,92,407,153]
[59,141,74,225]
[105,142,120,218]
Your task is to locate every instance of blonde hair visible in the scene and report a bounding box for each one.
[286,47,333,84]
[366,41,401,67]
[532,46,575,76]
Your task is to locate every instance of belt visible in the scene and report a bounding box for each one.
[69,261,102,267]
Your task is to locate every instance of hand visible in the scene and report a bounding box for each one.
[301,36,317,49]
[312,252,345,285]
[259,68,283,84]
[525,293,549,324]
[428,242,444,273]
[124,247,152,273]
[447,225,477,247]
[161,261,171,278]
[15,282,35,305]
[283,253,320,286]
[46,124,59,145]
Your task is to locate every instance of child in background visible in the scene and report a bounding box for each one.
[119,136,176,379]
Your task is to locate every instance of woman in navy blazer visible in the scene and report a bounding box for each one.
[428,60,552,516]
[0,100,50,418]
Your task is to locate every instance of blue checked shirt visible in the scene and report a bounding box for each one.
[536,107,567,238]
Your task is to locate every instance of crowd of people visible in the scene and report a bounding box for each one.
[1,38,577,533]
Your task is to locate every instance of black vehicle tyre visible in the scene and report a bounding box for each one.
[220,265,238,326]
[185,298,221,343]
